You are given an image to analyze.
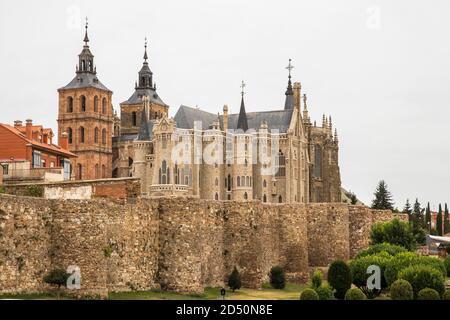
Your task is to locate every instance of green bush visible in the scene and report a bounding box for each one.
[384,252,447,286]
[300,288,319,300]
[311,269,323,289]
[417,288,440,300]
[349,251,391,298]
[24,185,43,197]
[443,289,450,300]
[269,266,286,289]
[356,243,408,259]
[444,256,450,277]
[398,265,445,298]
[0,185,5,194]
[228,267,241,292]
[43,268,70,289]
[344,288,367,300]
[327,260,352,299]
[314,284,335,300]
[370,218,416,251]
[390,279,413,300]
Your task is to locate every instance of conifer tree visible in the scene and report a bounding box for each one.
[371,180,394,210]
[436,204,443,236]
[425,202,431,231]
[412,198,425,229]
[403,199,412,221]
[445,203,450,235]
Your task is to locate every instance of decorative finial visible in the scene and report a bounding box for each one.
[303,93,307,110]
[240,80,246,97]
[329,116,332,131]
[144,37,148,62]
[334,128,338,142]
[286,58,294,79]
[83,17,89,44]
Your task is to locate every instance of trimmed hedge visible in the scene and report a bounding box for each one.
[370,218,416,251]
[328,260,352,300]
[444,256,450,277]
[390,279,413,300]
[384,252,447,286]
[311,269,323,289]
[349,251,391,296]
[300,288,319,300]
[356,243,408,259]
[344,288,367,300]
[398,265,445,298]
[417,288,440,300]
[314,284,335,300]
[269,266,286,289]
[443,289,450,300]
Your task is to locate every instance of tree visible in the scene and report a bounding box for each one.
[403,199,412,221]
[425,202,431,231]
[43,268,70,299]
[269,266,286,289]
[410,199,426,244]
[445,203,450,235]
[227,267,241,292]
[327,260,352,300]
[370,218,416,251]
[371,180,394,210]
[437,204,443,236]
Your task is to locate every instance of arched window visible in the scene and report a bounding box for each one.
[81,96,86,112]
[276,150,286,177]
[215,177,219,186]
[81,60,86,71]
[67,127,73,144]
[102,128,107,145]
[215,193,219,201]
[246,176,250,187]
[67,97,73,113]
[227,194,231,200]
[227,174,231,191]
[263,179,267,188]
[77,163,82,180]
[128,157,133,167]
[94,127,99,143]
[102,98,107,114]
[314,145,322,178]
[241,176,245,186]
[95,164,99,179]
[278,195,283,203]
[263,194,267,203]
[132,112,137,126]
[174,164,179,184]
[102,165,106,178]
[244,192,248,200]
[237,176,240,187]
[94,96,99,112]
[79,127,85,143]
[160,160,168,184]
[245,158,248,167]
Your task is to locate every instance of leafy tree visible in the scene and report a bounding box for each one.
[227,267,241,292]
[43,268,70,299]
[370,218,416,251]
[371,180,394,210]
[269,266,286,289]
[425,202,431,231]
[345,191,358,205]
[444,203,450,235]
[437,204,443,236]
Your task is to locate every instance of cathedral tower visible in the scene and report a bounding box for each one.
[57,20,113,180]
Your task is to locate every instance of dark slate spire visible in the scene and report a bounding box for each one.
[137,96,151,140]
[284,58,294,110]
[137,37,154,89]
[237,80,248,131]
[77,17,95,74]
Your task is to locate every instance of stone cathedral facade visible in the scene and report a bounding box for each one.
[113,45,341,203]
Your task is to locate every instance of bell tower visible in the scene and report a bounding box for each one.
[57,19,114,180]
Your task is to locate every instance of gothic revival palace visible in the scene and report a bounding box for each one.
[57,25,341,203]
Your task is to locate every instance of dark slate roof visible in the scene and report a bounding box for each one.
[137,119,155,141]
[284,94,294,110]
[121,88,167,106]
[174,105,294,133]
[174,105,219,130]
[113,134,138,142]
[237,96,248,131]
[58,72,112,92]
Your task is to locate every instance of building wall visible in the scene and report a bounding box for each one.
[0,194,407,296]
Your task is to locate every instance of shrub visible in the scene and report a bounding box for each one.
[444,256,450,277]
[0,185,5,194]
[398,265,445,298]
[24,185,43,197]
[370,218,416,251]
[417,288,440,300]
[384,252,447,286]
[228,267,241,292]
[356,243,408,259]
[300,288,319,300]
[328,260,352,299]
[314,284,335,300]
[44,267,70,298]
[390,279,413,300]
[443,289,450,300]
[344,288,367,300]
[269,266,286,289]
[311,269,323,289]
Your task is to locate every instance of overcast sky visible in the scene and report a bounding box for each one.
[1,0,449,209]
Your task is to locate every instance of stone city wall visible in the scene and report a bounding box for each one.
[0,194,404,296]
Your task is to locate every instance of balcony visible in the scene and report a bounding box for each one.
[149,184,190,196]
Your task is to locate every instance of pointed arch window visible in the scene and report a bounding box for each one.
[94,127,99,143]
[215,177,219,186]
[94,96,99,112]
[278,195,283,203]
[77,163,83,180]
[237,176,241,187]
[215,193,219,201]
[263,194,267,203]
[275,150,286,177]
[263,179,267,188]
[244,192,248,200]
[160,160,168,184]
[79,127,85,143]
[314,145,322,178]
[67,128,73,144]
[67,97,74,113]
[81,96,87,112]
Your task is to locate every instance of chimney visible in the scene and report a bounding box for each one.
[60,132,69,150]
[14,120,23,128]
[293,82,301,109]
[25,119,33,140]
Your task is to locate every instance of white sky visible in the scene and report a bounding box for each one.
[1,0,449,209]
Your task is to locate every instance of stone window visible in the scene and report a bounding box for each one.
[227,174,232,191]
[67,96,74,113]
[263,179,267,188]
[227,194,231,200]
[79,127,85,143]
[95,164,100,179]
[246,176,250,187]
[102,98,107,114]
[278,195,283,203]
[94,127,99,143]
[275,150,285,177]
[215,177,218,186]
[102,165,106,178]
[160,160,168,184]
[263,194,267,203]
[237,176,240,187]
[313,145,322,178]
[132,112,137,127]
[94,96,99,112]
[77,163,82,180]
[244,192,248,200]
[215,193,219,201]
[67,127,73,144]
[81,96,86,112]
[102,129,107,145]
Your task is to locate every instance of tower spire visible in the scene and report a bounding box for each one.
[144,37,148,62]
[284,58,294,109]
[237,80,248,131]
[83,17,89,45]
